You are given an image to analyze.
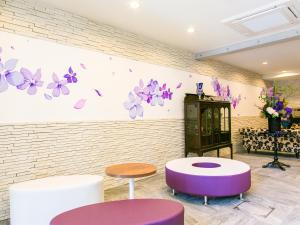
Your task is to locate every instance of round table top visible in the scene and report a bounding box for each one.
[51,199,184,225]
[105,163,156,178]
[166,157,250,176]
[9,175,103,191]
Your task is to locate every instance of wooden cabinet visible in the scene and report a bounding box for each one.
[184,94,233,158]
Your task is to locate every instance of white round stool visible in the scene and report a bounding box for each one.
[9,175,104,225]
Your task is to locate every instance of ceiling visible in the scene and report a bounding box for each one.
[36,0,300,79]
[214,38,300,80]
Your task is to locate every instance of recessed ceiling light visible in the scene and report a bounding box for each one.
[130,1,140,9]
[187,27,195,33]
[262,61,268,65]
[281,70,288,73]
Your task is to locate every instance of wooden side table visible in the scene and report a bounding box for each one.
[105,163,156,199]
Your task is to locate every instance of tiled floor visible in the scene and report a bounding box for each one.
[105,153,300,225]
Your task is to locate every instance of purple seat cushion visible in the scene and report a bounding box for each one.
[51,199,184,225]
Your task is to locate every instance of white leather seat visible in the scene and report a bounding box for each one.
[9,175,104,225]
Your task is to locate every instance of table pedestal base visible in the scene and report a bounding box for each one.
[262,159,290,171]
[129,178,135,199]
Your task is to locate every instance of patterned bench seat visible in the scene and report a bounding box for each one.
[239,125,300,159]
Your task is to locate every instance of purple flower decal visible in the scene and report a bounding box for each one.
[176,82,182,89]
[211,78,242,109]
[0,58,24,92]
[94,89,102,97]
[125,79,174,118]
[124,92,143,119]
[44,93,52,100]
[64,67,77,83]
[211,78,222,96]
[147,79,158,93]
[134,79,150,102]
[232,95,241,109]
[47,73,70,97]
[151,86,164,106]
[80,63,86,70]
[17,68,43,95]
[74,99,86,109]
[160,83,173,100]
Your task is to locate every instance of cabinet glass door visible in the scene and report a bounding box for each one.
[213,107,220,144]
[186,103,199,148]
[200,106,212,146]
[220,107,230,143]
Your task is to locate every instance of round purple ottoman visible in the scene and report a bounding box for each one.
[50,199,184,225]
[166,157,251,205]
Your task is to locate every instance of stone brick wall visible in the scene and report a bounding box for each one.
[0,0,269,222]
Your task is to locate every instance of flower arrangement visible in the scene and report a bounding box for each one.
[259,83,293,120]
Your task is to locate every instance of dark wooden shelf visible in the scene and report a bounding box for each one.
[184,94,233,159]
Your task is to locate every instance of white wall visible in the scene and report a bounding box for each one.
[0,31,263,123]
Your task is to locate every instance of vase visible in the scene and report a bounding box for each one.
[268,117,281,133]
[196,83,203,96]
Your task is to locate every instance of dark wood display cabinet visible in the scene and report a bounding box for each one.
[184,94,233,158]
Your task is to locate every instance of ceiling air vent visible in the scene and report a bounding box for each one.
[222,0,300,36]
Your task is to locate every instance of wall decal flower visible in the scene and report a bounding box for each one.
[0,58,24,92]
[64,66,77,83]
[151,86,164,106]
[44,93,52,100]
[160,83,173,100]
[80,63,86,70]
[176,82,182,89]
[123,92,143,119]
[74,99,86,109]
[17,68,43,95]
[211,77,242,109]
[124,79,174,119]
[134,79,150,102]
[94,89,102,97]
[47,73,70,97]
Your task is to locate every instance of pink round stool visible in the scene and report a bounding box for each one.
[51,199,184,225]
[166,157,251,205]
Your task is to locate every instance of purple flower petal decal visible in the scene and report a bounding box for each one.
[61,86,70,95]
[74,99,86,109]
[4,59,18,71]
[6,71,24,86]
[80,63,86,69]
[176,82,182,89]
[129,68,133,72]
[52,87,60,97]
[94,89,102,97]
[44,93,52,100]
[189,74,192,78]
[11,46,15,50]
[27,85,37,95]
[0,74,8,92]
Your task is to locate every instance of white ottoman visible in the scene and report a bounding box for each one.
[9,175,104,225]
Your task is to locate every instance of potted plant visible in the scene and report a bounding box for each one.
[259,83,293,133]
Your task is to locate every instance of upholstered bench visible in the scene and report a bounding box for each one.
[240,127,300,158]
[50,199,184,225]
[166,157,251,205]
[9,175,103,225]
